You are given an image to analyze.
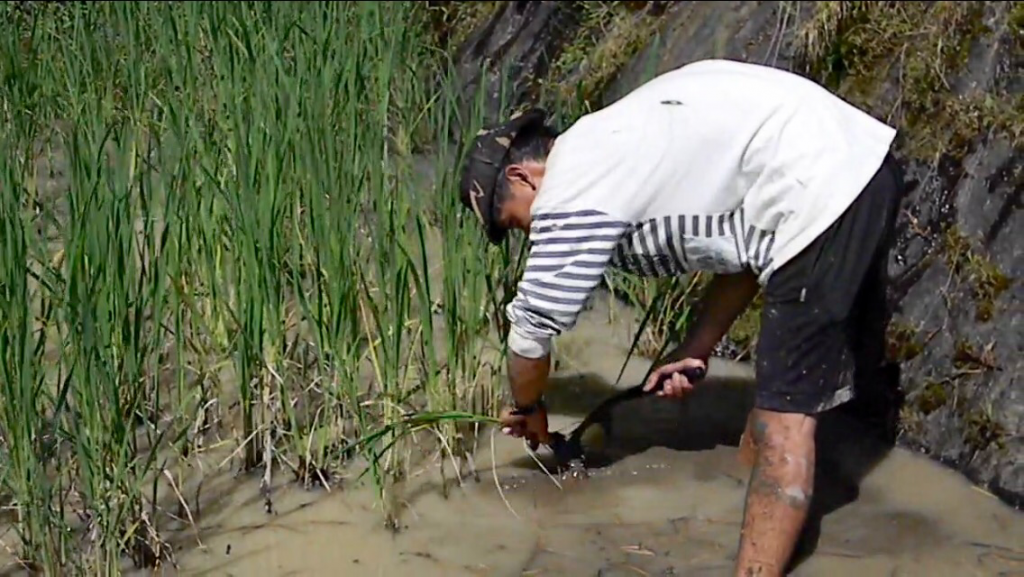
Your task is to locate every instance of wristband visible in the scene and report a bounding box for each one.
[511,398,545,416]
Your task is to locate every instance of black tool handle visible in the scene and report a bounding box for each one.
[648,364,706,392]
[546,431,578,463]
[545,364,707,467]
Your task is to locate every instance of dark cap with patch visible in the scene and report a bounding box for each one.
[459,107,549,245]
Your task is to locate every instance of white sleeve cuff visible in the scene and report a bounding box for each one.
[508,324,551,359]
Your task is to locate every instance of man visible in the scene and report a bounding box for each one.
[458,58,906,576]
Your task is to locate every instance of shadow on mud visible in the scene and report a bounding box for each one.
[516,367,898,571]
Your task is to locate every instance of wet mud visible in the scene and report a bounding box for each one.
[138,298,1023,576]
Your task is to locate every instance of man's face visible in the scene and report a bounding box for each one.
[496,160,546,236]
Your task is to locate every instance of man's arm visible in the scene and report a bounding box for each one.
[644,270,760,395]
[503,209,630,407]
[506,351,550,408]
[660,270,761,365]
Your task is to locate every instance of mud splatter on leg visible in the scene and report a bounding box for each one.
[734,409,816,577]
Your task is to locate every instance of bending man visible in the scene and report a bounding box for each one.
[457,58,906,576]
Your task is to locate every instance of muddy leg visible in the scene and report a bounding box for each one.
[738,411,758,469]
[734,409,816,577]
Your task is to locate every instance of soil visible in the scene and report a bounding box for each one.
[129,297,1023,577]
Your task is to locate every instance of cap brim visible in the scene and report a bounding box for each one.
[460,108,549,247]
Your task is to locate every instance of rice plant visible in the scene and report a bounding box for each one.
[605,270,705,362]
[0,1,518,572]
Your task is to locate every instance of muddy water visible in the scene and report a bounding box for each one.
[156,296,1023,577]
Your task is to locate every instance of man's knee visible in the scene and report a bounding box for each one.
[740,410,818,466]
[747,409,817,507]
[749,409,817,451]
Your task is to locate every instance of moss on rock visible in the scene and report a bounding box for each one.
[907,375,1007,453]
[793,1,1021,161]
[943,227,1012,323]
[1012,2,1024,28]
[427,1,506,53]
[886,321,925,363]
[952,337,998,373]
[962,408,1007,453]
[540,1,666,121]
[916,380,949,415]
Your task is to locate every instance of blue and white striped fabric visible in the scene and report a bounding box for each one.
[507,210,629,350]
[505,206,779,359]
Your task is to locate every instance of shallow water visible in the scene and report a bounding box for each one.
[146,298,1023,577]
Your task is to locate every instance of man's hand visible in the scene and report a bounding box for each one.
[644,357,708,397]
[642,271,760,399]
[499,404,550,451]
[500,350,553,450]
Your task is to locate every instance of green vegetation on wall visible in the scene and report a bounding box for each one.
[792,1,1019,456]
[943,227,1012,322]
[540,1,664,122]
[793,1,1023,161]
[426,1,506,53]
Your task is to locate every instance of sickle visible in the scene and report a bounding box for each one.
[546,365,708,471]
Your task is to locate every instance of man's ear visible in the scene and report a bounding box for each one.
[504,164,533,190]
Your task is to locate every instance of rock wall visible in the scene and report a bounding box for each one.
[443,1,1023,508]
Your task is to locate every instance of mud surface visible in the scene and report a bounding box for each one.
[143,298,1023,577]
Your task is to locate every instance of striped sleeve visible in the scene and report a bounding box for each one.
[505,209,630,359]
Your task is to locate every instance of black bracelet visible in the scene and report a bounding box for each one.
[511,398,545,416]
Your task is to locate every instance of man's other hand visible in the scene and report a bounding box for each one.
[644,357,708,398]
[499,404,550,451]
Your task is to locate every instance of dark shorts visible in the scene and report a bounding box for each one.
[755,153,906,416]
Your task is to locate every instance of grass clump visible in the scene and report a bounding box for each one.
[722,292,763,361]
[905,336,1004,452]
[427,1,507,52]
[943,227,1013,322]
[0,2,518,573]
[886,322,925,363]
[962,408,1007,453]
[916,381,949,415]
[951,338,998,373]
[909,378,1005,454]
[602,271,764,363]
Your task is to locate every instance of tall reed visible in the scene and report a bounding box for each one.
[0,1,517,572]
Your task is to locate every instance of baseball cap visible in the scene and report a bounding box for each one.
[458,107,549,245]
